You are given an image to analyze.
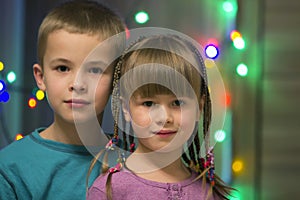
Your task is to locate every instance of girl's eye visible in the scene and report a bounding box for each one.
[143,101,154,107]
[173,100,185,107]
[57,66,69,72]
[89,67,103,74]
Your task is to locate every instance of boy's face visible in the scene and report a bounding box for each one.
[34,30,114,124]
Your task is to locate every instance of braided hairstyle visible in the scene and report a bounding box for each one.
[91,34,234,199]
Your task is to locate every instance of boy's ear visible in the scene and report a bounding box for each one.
[33,64,46,91]
[120,96,131,122]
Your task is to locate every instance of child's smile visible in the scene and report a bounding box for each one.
[123,94,199,153]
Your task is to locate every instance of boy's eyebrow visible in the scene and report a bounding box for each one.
[49,58,73,65]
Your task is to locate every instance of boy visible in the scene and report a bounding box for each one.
[0,1,125,199]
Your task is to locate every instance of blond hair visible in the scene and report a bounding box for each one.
[37,0,125,66]
[88,35,234,199]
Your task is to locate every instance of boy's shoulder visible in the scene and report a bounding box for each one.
[0,128,42,162]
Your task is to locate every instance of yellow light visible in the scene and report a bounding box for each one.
[0,61,4,71]
[232,160,244,173]
[204,59,216,68]
[36,90,45,100]
[15,133,24,140]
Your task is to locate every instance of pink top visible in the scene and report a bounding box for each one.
[87,168,216,200]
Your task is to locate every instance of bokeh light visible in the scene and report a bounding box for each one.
[0,61,4,71]
[6,71,16,83]
[232,160,244,173]
[205,44,219,59]
[15,134,24,141]
[135,11,149,24]
[214,129,226,142]
[236,63,248,77]
[28,97,37,108]
[36,89,45,101]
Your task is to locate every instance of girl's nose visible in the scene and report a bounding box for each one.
[151,105,173,126]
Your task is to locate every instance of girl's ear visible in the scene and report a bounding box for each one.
[120,96,131,122]
[33,64,46,91]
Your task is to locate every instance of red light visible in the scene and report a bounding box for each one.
[225,93,231,106]
[207,38,219,46]
[28,97,37,108]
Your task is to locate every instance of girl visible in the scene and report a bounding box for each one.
[87,34,233,199]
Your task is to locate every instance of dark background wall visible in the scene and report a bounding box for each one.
[0,0,299,199]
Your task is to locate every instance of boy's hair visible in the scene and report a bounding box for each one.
[37,0,126,66]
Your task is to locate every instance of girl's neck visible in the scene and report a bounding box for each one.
[125,150,191,183]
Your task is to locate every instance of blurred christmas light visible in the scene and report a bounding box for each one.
[15,133,24,141]
[236,63,248,77]
[0,80,6,93]
[233,37,245,50]
[225,93,231,107]
[7,71,16,83]
[135,11,149,24]
[214,129,226,142]
[125,27,130,39]
[0,61,4,71]
[230,30,242,41]
[0,91,10,103]
[223,1,234,13]
[28,97,37,109]
[232,160,244,173]
[204,58,215,68]
[36,89,45,101]
[204,44,219,59]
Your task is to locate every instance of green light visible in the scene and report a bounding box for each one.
[6,71,16,83]
[214,130,226,142]
[135,11,149,24]
[233,37,245,50]
[223,2,234,12]
[236,63,248,77]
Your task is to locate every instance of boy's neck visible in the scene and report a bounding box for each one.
[40,114,104,145]
[40,123,83,145]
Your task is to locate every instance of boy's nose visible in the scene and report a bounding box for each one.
[69,81,87,92]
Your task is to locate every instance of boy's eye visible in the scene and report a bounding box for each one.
[88,67,103,74]
[143,101,154,107]
[57,66,69,72]
[173,100,185,107]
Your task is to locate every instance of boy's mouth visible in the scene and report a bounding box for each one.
[64,99,90,108]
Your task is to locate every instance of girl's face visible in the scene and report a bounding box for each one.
[123,93,200,153]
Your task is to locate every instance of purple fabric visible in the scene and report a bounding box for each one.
[87,169,215,200]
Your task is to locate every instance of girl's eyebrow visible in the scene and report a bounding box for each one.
[82,60,108,67]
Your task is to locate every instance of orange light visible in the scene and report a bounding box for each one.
[230,30,242,41]
[28,97,37,108]
[15,133,24,140]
